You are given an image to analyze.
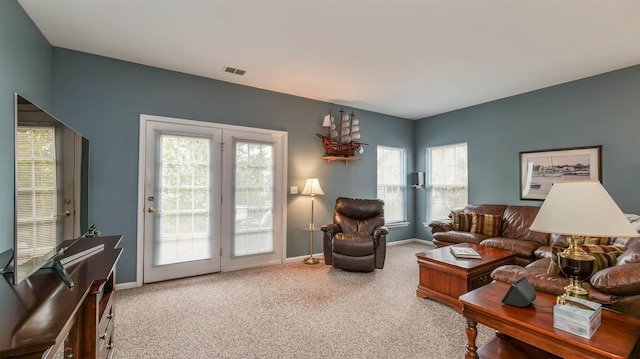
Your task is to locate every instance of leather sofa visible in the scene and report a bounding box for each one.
[491,214,640,318]
[428,204,548,265]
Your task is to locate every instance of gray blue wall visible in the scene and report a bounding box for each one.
[50,48,415,283]
[415,65,640,240]
[0,1,52,252]
[4,0,640,285]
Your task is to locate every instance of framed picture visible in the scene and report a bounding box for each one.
[520,145,601,200]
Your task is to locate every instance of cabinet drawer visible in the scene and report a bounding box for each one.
[469,273,491,290]
[98,297,115,353]
[99,333,114,359]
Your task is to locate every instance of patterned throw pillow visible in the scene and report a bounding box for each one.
[451,211,472,232]
[582,245,626,273]
[547,246,563,276]
[547,244,626,276]
[583,237,610,245]
[470,212,501,237]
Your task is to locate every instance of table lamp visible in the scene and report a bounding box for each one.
[301,178,324,264]
[529,180,638,303]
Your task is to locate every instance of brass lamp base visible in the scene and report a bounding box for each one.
[556,236,595,304]
[303,256,319,265]
[557,278,590,304]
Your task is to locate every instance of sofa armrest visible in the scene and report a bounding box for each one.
[590,262,640,296]
[428,219,453,234]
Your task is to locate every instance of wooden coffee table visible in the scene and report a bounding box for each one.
[460,281,640,359]
[416,243,516,312]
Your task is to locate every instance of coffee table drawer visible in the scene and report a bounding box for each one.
[469,273,492,291]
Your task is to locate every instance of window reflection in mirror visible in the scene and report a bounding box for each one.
[14,94,89,285]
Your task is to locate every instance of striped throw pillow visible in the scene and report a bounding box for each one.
[451,211,472,232]
[470,212,501,237]
[582,245,626,273]
[547,244,627,276]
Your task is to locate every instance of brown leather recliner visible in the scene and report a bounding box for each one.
[321,197,388,272]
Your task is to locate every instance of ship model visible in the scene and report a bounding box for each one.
[316,107,366,157]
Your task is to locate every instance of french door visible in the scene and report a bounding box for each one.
[138,115,287,284]
[221,130,283,271]
[142,121,222,283]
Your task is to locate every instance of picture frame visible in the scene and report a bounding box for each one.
[519,145,601,200]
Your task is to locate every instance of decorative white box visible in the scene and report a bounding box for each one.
[553,297,602,339]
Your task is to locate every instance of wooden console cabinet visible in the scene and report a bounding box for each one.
[0,235,122,359]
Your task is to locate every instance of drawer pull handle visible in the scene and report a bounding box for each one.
[479,275,488,283]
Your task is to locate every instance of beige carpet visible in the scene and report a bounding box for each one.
[113,242,492,358]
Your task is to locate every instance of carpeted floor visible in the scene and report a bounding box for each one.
[113,242,492,358]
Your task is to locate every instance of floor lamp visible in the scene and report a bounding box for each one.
[301,178,324,264]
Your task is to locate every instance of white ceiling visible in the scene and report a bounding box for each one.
[18,0,640,120]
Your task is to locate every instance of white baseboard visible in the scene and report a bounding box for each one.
[285,238,434,264]
[118,238,435,289]
[116,281,139,290]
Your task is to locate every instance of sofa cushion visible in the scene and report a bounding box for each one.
[500,206,549,245]
[616,240,640,265]
[491,263,621,305]
[451,211,472,232]
[433,231,487,245]
[534,245,552,259]
[471,213,501,237]
[590,263,640,296]
[333,233,375,256]
[480,237,539,259]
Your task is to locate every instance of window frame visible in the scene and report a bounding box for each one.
[376,145,407,225]
[426,142,468,222]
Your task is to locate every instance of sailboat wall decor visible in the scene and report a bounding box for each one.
[316,107,367,157]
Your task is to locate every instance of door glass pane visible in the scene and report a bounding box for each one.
[233,141,274,257]
[154,134,211,266]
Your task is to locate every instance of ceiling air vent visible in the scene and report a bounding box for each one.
[224,66,246,76]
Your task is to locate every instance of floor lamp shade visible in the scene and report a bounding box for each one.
[301,178,325,196]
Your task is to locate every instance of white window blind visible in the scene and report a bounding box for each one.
[377,146,406,223]
[15,126,60,265]
[427,143,468,221]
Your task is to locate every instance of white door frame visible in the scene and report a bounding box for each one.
[136,114,288,287]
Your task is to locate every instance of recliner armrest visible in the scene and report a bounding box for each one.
[373,226,388,239]
[321,223,341,235]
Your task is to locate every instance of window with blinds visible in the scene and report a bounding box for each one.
[15,126,61,265]
[377,146,406,223]
[427,143,468,221]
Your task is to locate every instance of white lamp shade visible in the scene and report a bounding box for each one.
[301,178,325,196]
[530,180,638,238]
